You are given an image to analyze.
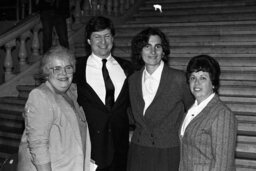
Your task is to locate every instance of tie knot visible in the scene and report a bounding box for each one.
[102,59,107,65]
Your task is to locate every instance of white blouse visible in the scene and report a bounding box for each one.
[142,61,164,115]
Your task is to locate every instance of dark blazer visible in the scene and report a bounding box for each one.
[129,64,194,148]
[179,95,237,171]
[74,56,134,169]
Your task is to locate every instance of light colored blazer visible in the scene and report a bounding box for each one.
[179,95,237,171]
[17,81,91,171]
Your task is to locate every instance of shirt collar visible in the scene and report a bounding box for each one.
[194,93,215,108]
[90,53,117,67]
[143,60,164,82]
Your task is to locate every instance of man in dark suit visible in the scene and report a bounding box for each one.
[74,16,134,171]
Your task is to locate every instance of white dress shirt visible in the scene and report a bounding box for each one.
[142,61,164,115]
[86,53,126,104]
[180,93,215,136]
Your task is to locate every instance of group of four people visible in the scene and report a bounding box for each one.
[17,16,237,171]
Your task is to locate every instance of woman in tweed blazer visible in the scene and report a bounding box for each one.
[179,55,237,171]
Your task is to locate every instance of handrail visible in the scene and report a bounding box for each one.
[0,14,40,46]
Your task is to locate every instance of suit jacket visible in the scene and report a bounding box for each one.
[129,64,194,148]
[179,95,237,171]
[17,81,91,171]
[74,56,134,168]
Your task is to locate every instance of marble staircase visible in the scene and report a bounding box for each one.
[1,0,256,170]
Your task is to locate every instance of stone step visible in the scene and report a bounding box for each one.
[168,57,256,67]
[0,118,23,129]
[115,34,256,44]
[227,102,256,115]
[221,71,256,81]
[114,50,256,58]
[16,85,35,99]
[0,97,27,106]
[0,125,23,138]
[0,110,23,121]
[118,20,256,29]
[237,121,256,136]
[145,0,256,9]
[111,44,256,55]
[129,13,256,24]
[115,40,256,48]
[0,134,21,148]
[236,141,256,159]
[0,103,24,113]
[116,25,256,37]
[238,122,256,136]
[236,158,256,171]
[236,115,256,123]
[220,85,256,98]
[0,129,22,140]
[221,96,256,103]
[221,80,256,87]
[137,6,256,16]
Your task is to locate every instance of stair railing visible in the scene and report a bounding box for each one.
[0,14,41,83]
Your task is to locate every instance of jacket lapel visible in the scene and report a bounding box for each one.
[108,56,132,109]
[45,82,83,150]
[152,64,170,102]
[183,95,219,136]
[134,68,146,118]
[143,65,169,117]
[76,57,106,108]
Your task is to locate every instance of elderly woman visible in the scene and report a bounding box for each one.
[127,27,194,171]
[179,55,237,171]
[17,46,91,171]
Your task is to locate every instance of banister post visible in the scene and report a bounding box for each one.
[19,31,31,71]
[31,23,41,63]
[4,40,16,81]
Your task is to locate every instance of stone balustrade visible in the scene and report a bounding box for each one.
[0,14,41,83]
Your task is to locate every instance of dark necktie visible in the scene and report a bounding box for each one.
[102,59,115,110]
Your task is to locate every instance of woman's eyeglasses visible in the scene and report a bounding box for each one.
[50,65,74,75]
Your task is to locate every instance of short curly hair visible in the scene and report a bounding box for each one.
[131,27,170,70]
[186,55,221,93]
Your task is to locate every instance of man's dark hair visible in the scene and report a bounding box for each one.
[84,16,115,55]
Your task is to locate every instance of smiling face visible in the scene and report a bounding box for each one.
[189,71,214,104]
[142,35,163,73]
[48,58,73,93]
[87,28,113,59]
